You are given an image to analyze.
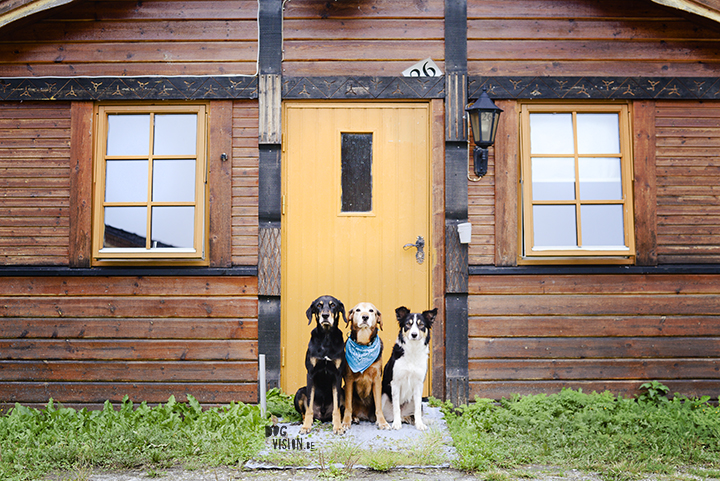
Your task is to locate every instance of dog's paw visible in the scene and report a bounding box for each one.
[391,419,402,430]
[299,426,311,435]
[377,420,391,430]
[340,421,351,433]
[415,419,427,431]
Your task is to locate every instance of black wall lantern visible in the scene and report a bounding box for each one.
[466,88,503,180]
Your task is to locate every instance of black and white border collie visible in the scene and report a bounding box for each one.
[381,306,437,430]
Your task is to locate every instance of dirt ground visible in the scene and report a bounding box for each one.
[54,465,606,481]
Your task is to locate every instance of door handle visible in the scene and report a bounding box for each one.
[403,236,425,264]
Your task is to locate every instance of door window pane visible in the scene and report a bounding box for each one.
[581,205,625,247]
[533,205,577,248]
[579,158,622,200]
[154,114,198,156]
[532,158,576,201]
[105,160,148,202]
[341,133,373,212]
[153,159,196,202]
[530,113,574,154]
[577,113,620,154]
[107,115,150,156]
[151,206,195,248]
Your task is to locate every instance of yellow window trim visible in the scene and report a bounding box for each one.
[91,103,209,266]
[518,102,636,265]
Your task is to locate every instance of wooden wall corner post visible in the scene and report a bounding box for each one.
[633,100,658,266]
[208,100,233,268]
[69,101,93,268]
[444,0,469,406]
[257,0,283,394]
[431,98,447,404]
[494,100,519,266]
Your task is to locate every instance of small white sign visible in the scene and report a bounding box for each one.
[402,58,443,78]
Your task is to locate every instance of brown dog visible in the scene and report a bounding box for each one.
[340,302,390,432]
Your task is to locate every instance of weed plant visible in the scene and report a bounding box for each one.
[441,383,720,480]
[0,395,266,481]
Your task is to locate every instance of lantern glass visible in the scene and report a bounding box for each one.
[466,89,503,147]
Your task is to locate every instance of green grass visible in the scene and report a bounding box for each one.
[0,395,266,481]
[439,383,720,480]
[3,383,720,481]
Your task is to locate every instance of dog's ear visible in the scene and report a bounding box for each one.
[376,309,383,331]
[306,303,315,325]
[422,308,438,328]
[395,306,410,323]
[336,299,347,326]
[347,308,354,327]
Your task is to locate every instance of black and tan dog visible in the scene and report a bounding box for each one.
[340,302,390,432]
[294,295,347,434]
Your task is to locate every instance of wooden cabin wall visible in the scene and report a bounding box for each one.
[0,0,258,77]
[467,0,720,76]
[468,274,720,399]
[468,146,496,266]
[281,0,444,77]
[656,100,720,264]
[0,276,258,409]
[0,102,70,266]
[232,101,259,266]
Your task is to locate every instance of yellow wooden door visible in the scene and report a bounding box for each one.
[281,102,433,396]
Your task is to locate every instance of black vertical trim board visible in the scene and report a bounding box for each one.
[445,293,469,406]
[444,0,470,405]
[257,0,283,393]
[258,145,282,223]
[444,0,467,74]
[258,296,281,392]
[445,142,469,221]
[258,0,283,75]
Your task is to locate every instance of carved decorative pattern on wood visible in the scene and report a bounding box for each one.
[4,76,720,101]
[0,76,258,101]
[470,77,720,100]
[282,76,446,99]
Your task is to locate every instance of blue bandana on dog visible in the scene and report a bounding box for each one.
[345,336,381,373]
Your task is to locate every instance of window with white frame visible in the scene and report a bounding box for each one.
[92,104,208,264]
[520,103,635,262]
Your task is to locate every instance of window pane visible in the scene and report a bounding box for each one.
[529,113,574,154]
[581,205,625,248]
[151,206,195,248]
[105,160,148,202]
[103,207,147,248]
[577,113,620,154]
[107,115,150,156]
[153,159,196,202]
[532,158,576,201]
[579,158,622,200]
[533,205,577,248]
[154,114,198,156]
[341,133,372,212]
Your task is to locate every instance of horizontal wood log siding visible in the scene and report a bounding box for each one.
[0,0,258,77]
[0,102,70,265]
[656,100,720,264]
[468,145,495,265]
[468,0,720,76]
[468,274,720,399]
[232,101,259,266]
[0,276,259,408]
[281,0,444,76]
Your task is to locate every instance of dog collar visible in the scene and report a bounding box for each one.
[345,336,381,374]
